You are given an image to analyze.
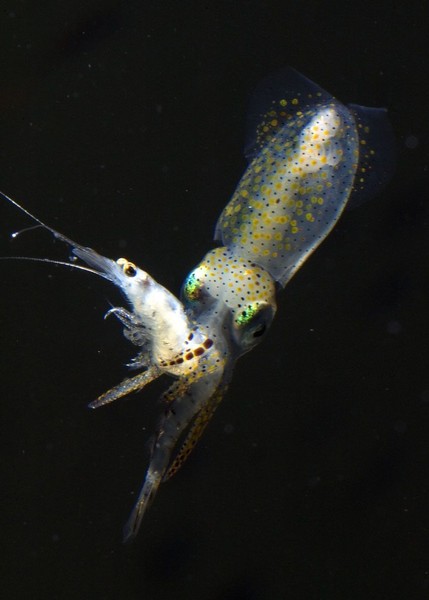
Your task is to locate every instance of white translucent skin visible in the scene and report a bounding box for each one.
[215,104,359,287]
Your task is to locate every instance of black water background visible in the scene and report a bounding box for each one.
[1,2,428,599]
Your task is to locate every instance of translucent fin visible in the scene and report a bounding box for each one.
[346,104,396,209]
[89,366,160,409]
[163,385,227,481]
[244,67,333,161]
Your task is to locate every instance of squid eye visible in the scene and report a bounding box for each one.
[233,302,275,350]
[235,304,259,327]
[183,272,203,302]
[252,323,266,338]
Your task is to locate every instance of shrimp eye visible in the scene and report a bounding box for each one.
[117,258,137,277]
[124,264,137,277]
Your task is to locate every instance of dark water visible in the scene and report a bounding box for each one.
[1,2,428,599]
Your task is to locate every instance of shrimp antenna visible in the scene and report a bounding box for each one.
[0,190,115,280]
[11,224,43,239]
[0,255,105,278]
[0,189,94,252]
